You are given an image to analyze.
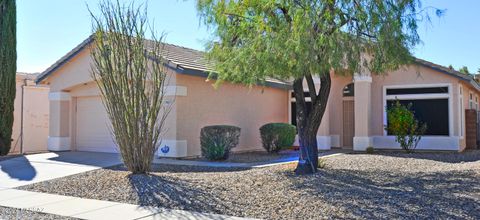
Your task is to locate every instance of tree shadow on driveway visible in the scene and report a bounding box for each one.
[0,156,36,181]
[126,172,229,217]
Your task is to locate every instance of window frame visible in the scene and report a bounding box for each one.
[459,86,464,138]
[469,92,474,109]
[383,83,453,137]
[289,90,313,125]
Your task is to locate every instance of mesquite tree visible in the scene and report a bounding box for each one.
[198,0,436,174]
[90,1,170,174]
[0,0,16,156]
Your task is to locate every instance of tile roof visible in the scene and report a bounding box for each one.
[35,35,290,89]
[414,58,480,90]
[152,41,215,72]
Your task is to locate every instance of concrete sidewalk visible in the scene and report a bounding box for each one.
[0,152,122,189]
[0,189,253,220]
[153,151,345,168]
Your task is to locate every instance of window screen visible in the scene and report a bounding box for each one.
[387,99,449,135]
[386,87,448,95]
[343,83,354,97]
[291,92,311,98]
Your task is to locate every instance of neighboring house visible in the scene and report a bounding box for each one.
[36,36,479,157]
[10,73,50,154]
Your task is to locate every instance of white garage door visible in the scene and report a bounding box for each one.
[75,96,117,153]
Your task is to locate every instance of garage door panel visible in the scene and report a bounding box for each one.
[76,97,117,153]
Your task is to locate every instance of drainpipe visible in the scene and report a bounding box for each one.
[20,77,26,154]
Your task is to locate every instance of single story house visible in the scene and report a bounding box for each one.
[10,73,49,154]
[36,36,480,157]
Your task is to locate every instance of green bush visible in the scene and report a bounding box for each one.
[385,100,427,153]
[200,125,241,160]
[260,123,296,153]
[366,146,375,154]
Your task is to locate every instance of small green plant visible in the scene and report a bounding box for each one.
[318,158,327,169]
[200,125,241,160]
[259,123,296,153]
[366,146,375,154]
[385,100,427,153]
[201,142,225,161]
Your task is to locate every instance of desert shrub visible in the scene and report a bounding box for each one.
[366,146,375,154]
[90,1,170,174]
[200,125,240,160]
[260,123,296,153]
[385,100,427,153]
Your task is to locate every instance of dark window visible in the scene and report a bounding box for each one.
[291,92,311,98]
[343,83,354,97]
[387,99,449,135]
[386,87,448,95]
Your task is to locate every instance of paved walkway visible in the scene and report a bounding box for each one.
[0,189,252,220]
[153,150,346,168]
[0,152,122,189]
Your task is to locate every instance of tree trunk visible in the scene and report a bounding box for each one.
[293,73,331,174]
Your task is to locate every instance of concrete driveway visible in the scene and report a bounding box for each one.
[0,152,122,189]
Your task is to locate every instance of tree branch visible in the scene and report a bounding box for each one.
[277,5,292,23]
[305,74,317,105]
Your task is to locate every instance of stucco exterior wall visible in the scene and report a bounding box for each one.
[316,64,476,151]
[175,74,289,156]
[11,79,23,153]
[47,48,94,92]
[458,81,480,151]
[43,47,179,152]
[11,75,50,154]
[22,86,50,152]
[371,65,462,136]
[327,73,354,148]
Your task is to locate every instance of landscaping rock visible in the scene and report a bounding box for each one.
[18,151,480,219]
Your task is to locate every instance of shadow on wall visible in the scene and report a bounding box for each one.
[0,156,36,181]
[46,151,123,167]
[282,168,480,219]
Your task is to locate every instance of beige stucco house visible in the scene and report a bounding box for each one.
[10,73,49,154]
[36,36,480,157]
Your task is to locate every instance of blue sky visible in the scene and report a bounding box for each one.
[17,0,479,74]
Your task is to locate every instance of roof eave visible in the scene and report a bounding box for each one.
[35,35,95,84]
[414,59,480,92]
[168,64,292,90]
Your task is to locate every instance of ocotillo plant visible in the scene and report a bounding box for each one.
[0,0,17,155]
[90,0,171,174]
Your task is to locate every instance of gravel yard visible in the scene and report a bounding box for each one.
[19,151,480,219]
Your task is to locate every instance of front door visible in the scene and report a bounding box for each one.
[342,100,354,148]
